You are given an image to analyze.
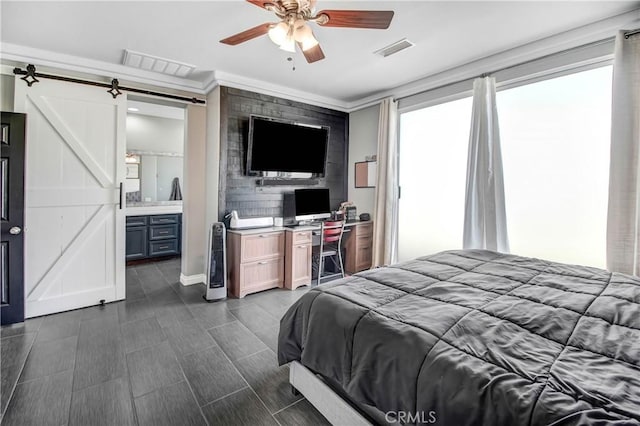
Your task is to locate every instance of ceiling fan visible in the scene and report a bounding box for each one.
[220,0,394,64]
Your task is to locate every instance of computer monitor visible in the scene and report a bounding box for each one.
[294,188,331,222]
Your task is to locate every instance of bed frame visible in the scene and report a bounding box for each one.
[289,361,373,425]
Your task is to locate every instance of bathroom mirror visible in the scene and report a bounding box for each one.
[125,101,185,205]
[126,152,183,202]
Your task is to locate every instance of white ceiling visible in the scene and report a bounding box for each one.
[2,1,639,107]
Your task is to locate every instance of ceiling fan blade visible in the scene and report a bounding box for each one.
[316,10,394,29]
[246,0,274,9]
[299,43,325,63]
[220,23,273,45]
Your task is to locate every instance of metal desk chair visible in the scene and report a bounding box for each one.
[315,220,346,285]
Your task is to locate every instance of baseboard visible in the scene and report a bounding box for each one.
[179,273,206,286]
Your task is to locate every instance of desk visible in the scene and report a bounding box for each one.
[227,221,373,297]
[284,221,373,291]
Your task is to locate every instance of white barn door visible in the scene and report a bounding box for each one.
[14,78,126,317]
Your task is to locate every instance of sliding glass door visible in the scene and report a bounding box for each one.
[398,97,472,262]
[497,66,613,268]
[397,65,612,268]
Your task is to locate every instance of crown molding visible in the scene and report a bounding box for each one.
[3,6,638,115]
[210,70,350,112]
[345,8,640,112]
[0,42,351,111]
[0,64,15,75]
[0,42,208,93]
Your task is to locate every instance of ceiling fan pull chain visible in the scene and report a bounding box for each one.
[287,56,296,71]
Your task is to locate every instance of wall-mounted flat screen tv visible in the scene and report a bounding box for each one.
[247,115,329,177]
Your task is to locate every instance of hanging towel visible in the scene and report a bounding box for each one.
[169,177,182,201]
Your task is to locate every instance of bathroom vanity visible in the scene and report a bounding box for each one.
[125,202,182,261]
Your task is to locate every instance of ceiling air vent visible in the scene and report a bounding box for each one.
[122,49,196,78]
[374,38,415,58]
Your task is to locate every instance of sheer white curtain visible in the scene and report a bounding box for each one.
[372,98,399,267]
[463,77,510,252]
[607,31,640,274]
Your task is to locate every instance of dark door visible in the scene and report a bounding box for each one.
[1,112,26,325]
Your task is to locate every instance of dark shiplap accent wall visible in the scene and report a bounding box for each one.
[218,87,349,221]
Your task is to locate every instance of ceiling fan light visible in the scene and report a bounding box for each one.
[293,20,309,42]
[292,22,319,51]
[279,37,296,53]
[301,33,319,51]
[268,22,289,46]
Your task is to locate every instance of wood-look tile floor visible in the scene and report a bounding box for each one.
[0,258,330,426]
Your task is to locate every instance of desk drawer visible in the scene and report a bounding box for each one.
[126,216,147,227]
[356,222,373,237]
[357,235,372,247]
[240,257,284,289]
[149,239,179,257]
[149,214,180,225]
[356,245,373,270]
[149,224,179,240]
[291,231,312,245]
[240,232,284,263]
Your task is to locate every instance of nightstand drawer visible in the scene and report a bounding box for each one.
[149,224,179,240]
[149,214,180,225]
[149,239,179,256]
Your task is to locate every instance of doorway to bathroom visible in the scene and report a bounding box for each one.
[125,99,186,265]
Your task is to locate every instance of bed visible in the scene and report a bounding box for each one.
[278,249,640,425]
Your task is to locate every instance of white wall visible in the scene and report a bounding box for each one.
[205,87,221,228]
[157,156,183,201]
[126,114,184,154]
[1,74,15,112]
[348,104,380,217]
[179,87,220,285]
[181,105,208,281]
[140,155,157,201]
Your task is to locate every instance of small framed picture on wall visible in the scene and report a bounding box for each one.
[355,161,377,188]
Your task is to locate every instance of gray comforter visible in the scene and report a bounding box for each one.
[278,250,640,425]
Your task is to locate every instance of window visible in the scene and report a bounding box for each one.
[497,66,612,268]
[397,66,612,268]
[398,97,472,261]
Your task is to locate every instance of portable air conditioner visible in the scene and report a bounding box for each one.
[204,222,227,302]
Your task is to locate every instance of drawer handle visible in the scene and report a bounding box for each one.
[258,261,268,265]
[259,235,267,238]
[298,232,306,236]
[158,231,169,235]
[158,245,169,250]
[297,245,307,249]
